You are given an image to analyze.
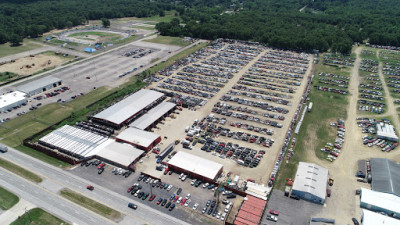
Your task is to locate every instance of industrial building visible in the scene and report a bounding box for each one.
[360,188,400,219]
[245,182,270,200]
[291,162,328,204]
[17,76,62,96]
[130,101,176,130]
[0,91,27,112]
[39,125,108,159]
[376,122,399,142]
[370,158,400,197]
[116,127,161,151]
[95,140,145,169]
[91,89,165,128]
[167,151,223,183]
[361,209,400,225]
[234,195,266,225]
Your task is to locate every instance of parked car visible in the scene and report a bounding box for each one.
[169,203,175,211]
[128,203,137,210]
[352,218,360,225]
[266,215,278,222]
[86,185,94,191]
[269,210,279,216]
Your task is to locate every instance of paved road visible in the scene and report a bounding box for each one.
[1,147,190,225]
[0,167,114,225]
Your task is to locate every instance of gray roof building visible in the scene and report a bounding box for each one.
[17,76,62,96]
[370,158,400,197]
[130,102,176,130]
[92,89,164,127]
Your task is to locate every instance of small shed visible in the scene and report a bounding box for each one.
[84,47,97,53]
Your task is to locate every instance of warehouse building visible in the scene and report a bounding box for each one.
[116,127,161,151]
[95,140,145,169]
[370,158,400,197]
[0,91,27,112]
[361,209,400,225]
[360,188,400,219]
[17,76,62,96]
[130,101,176,130]
[291,162,328,204]
[38,125,107,159]
[91,89,165,128]
[167,151,223,183]
[376,122,399,142]
[245,182,269,200]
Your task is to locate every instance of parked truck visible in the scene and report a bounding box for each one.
[308,102,313,112]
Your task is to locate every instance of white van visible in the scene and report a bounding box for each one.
[0,144,8,153]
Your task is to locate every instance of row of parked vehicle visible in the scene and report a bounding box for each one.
[323,53,355,66]
[357,118,398,152]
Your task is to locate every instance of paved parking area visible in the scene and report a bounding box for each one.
[261,190,323,225]
[69,163,222,225]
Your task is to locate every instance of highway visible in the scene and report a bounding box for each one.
[0,147,189,225]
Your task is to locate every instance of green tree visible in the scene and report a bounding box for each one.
[159,10,165,17]
[10,34,22,46]
[101,18,110,28]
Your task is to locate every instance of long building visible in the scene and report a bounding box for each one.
[167,151,223,183]
[116,127,161,151]
[291,162,328,204]
[0,91,26,112]
[130,101,176,130]
[360,188,400,219]
[91,89,165,128]
[17,76,62,96]
[376,122,398,142]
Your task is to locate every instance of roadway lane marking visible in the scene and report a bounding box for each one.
[0,167,117,225]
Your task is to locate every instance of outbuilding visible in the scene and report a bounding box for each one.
[116,127,161,151]
[130,101,176,130]
[376,122,399,142]
[17,76,62,96]
[361,209,400,225]
[0,91,27,112]
[291,162,328,204]
[95,140,145,169]
[167,151,223,183]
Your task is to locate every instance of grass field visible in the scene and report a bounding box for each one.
[134,25,156,30]
[275,60,350,191]
[0,41,42,58]
[60,189,121,221]
[119,10,178,24]
[0,186,19,210]
[0,71,18,83]
[11,208,69,225]
[144,36,190,47]
[0,158,42,183]
[68,31,118,38]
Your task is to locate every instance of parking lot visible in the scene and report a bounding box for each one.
[70,161,235,225]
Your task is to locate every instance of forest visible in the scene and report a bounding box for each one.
[1,0,400,53]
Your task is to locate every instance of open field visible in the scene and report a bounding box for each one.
[112,10,179,24]
[144,36,190,47]
[0,41,42,58]
[67,31,124,44]
[59,189,121,221]
[0,158,42,183]
[0,51,76,76]
[0,186,19,210]
[10,208,69,225]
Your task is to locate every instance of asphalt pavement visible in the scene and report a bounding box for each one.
[1,148,190,225]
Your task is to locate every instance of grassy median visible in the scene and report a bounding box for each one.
[0,186,19,210]
[0,158,42,183]
[10,208,69,225]
[60,189,121,221]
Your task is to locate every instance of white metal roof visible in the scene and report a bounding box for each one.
[116,127,160,148]
[376,123,398,141]
[245,182,270,200]
[361,188,400,214]
[292,162,328,200]
[17,76,61,94]
[362,209,400,225]
[39,125,107,157]
[95,140,144,167]
[92,89,164,125]
[130,102,176,130]
[0,91,26,109]
[167,151,223,180]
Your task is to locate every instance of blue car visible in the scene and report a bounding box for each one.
[169,203,175,211]
[170,194,175,201]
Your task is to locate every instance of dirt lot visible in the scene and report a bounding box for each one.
[0,52,74,75]
[144,43,314,184]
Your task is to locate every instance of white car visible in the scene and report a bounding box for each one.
[267,215,278,222]
[167,185,173,191]
[134,190,140,197]
[221,213,226,221]
[181,174,187,181]
[191,179,197,185]
[177,197,183,204]
[184,199,191,207]
[203,183,209,188]
[216,212,221,219]
[186,193,191,199]
[179,173,185,179]
[193,203,199,210]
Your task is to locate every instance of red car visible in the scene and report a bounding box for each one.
[269,210,279,216]
[127,186,133,193]
[173,196,179,202]
[87,185,94,191]
[98,163,105,169]
[164,168,169,175]
[227,172,231,177]
[149,194,156,201]
[180,198,187,205]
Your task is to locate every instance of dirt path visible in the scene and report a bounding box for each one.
[377,51,400,130]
